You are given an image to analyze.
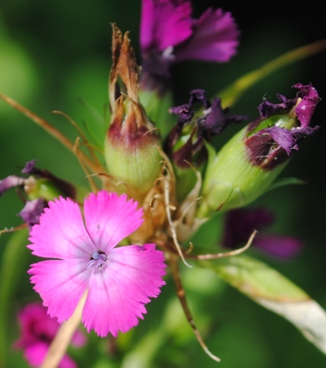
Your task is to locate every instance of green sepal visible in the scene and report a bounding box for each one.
[139,89,175,139]
[197,135,286,218]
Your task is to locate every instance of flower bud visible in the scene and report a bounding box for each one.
[197,83,320,217]
[104,25,161,201]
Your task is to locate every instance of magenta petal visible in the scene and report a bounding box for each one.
[82,243,166,337]
[293,83,320,127]
[23,342,50,367]
[24,342,77,368]
[28,197,95,259]
[28,259,90,323]
[140,0,193,51]
[175,8,239,63]
[84,191,143,252]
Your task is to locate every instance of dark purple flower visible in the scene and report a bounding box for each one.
[170,89,246,132]
[14,302,86,368]
[19,199,47,229]
[197,97,247,139]
[167,89,247,166]
[222,207,303,260]
[140,0,239,92]
[22,160,38,174]
[245,83,320,170]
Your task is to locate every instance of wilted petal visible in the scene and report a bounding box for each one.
[293,83,320,126]
[19,198,47,228]
[0,175,24,195]
[22,159,38,174]
[82,243,166,337]
[263,126,296,155]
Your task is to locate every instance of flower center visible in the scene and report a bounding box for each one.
[88,251,108,270]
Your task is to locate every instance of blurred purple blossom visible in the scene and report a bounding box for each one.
[14,302,85,368]
[222,207,303,260]
[140,0,239,92]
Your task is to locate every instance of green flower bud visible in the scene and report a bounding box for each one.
[197,129,286,218]
[104,25,161,201]
[197,83,320,218]
[21,160,78,202]
[25,177,67,201]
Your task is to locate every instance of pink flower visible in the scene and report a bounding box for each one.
[174,8,240,63]
[14,302,85,368]
[28,191,166,337]
[140,0,239,62]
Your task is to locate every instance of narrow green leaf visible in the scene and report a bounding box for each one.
[0,229,29,367]
[199,255,326,354]
[267,177,306,191]
[217,39,326,108]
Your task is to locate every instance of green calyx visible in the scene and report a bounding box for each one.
[197,127,287,218]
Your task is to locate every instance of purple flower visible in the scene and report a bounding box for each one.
[19,198,47,228]
[140,0,239,91]
[222,207,303,260]
[245,83,320,170]
[167,89,247,168]
[0,175,24,195]
[28,191,166,337]
[14,302,85,368]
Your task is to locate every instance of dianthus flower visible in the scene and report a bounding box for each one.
[14,302,85,368]
[28,191,166,337]
[140,0,239,91]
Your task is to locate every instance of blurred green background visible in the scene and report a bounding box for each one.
[1,1,325,367]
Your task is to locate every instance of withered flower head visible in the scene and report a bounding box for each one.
[104,25,162,201]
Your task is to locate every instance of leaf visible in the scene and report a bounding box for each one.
[217,39,326,108]
[0,229,29,367]
[267,176,306,191]
[199,255,326,354]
